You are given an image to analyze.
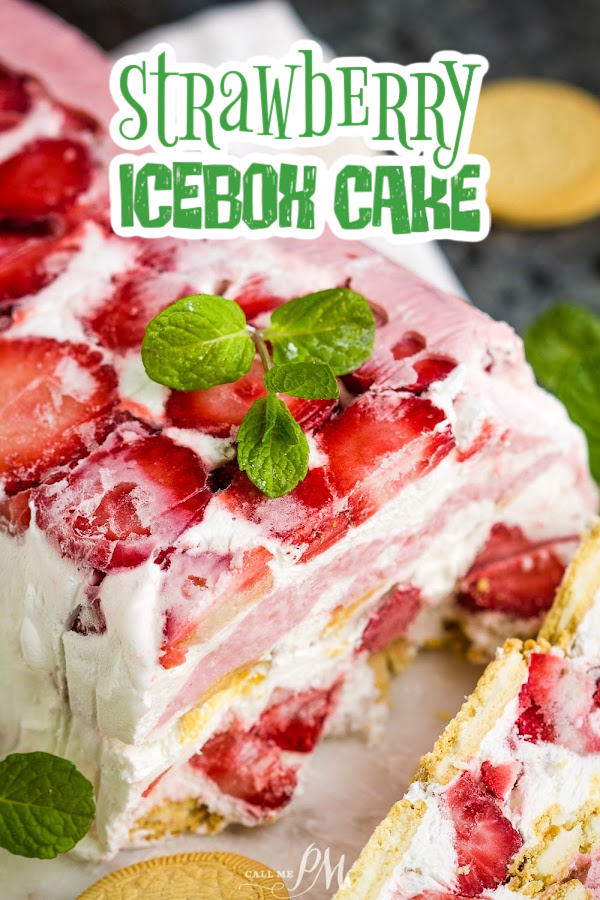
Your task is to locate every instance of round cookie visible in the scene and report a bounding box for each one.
[470,79,600,228]
[77,851,290,899]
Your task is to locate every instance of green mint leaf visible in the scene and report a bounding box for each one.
[0,752,95,859]
[263,288,375,375]
[142,294,255,391]
[237,393,309,498]
[555,351,600,441]
[264,361,339,399]
[588,437,600,483]
[524,302,600,392]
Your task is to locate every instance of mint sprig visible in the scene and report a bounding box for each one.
[524,303,600,393]
[0,752,95,859]
[237,393,309,498]
[142,288,375,497]
[142,294,255,391]
[264,361,340,399]
[264,288,376,375]
[524,302,600,482]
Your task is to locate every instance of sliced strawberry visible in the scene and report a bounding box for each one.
[359,586,422,653]
[321,393,453,512]
[189,722,297,812]
[160,613,196,669]
[446,771,522,896]
[221,465,350,563]
[391,332,426,360]
[516,652,564,744]
[35,425,211,572]
[0,231,76,303]
[479,760,521,802]
[457,524,567,618]
[406,356,457,392]
[252,683,341,753]
[0,488,32,535]
[167,358,267,437]
[84,269,190,352]
[0,337,118,493]
[142,768,171,799]
[167,357,336,437]
[0,68,30,132]
[233,275,284,320]
[159,549,234,669]
[0,138,92,222]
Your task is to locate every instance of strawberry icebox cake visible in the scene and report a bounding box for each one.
[0,0,597,864]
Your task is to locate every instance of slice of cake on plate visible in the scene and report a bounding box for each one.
[0,0,597,859]
[336,523,600,900]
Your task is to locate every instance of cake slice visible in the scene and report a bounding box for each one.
[0,0,597,860]
[336,523,600,900]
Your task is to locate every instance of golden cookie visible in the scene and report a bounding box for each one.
[77,851,290,899]
[470,79,600,227]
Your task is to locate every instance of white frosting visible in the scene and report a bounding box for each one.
[11,223,136,343]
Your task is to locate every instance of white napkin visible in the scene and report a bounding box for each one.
[114,0,464,296]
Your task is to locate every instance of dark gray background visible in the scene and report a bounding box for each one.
[37,0,600,332]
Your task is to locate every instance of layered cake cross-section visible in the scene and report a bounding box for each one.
[0,0,597,860]
[336,525,600,900]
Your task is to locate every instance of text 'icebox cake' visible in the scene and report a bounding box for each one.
[0,0,596,859]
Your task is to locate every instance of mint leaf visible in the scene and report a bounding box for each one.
[237,393,309,498]
[589,437,600,483]
[264,362,339,399]
[555,352,600,441]
[0,752,95,859]
[524,303,600,392]
[142,294,255,391]
[263,288,375,375]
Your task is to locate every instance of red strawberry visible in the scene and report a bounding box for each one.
[457,524,567,618]
[84,269,190,352]
[189,722,297,811]
[252,683,341,753]
[167,358,267,437]
[141,768,170,799]
[407,356,457,392]
[35,425,212,572]
[359,586,422,653]
[0,232,76,304]
[321,393,453,501]
[479,760,521,801]
[167,358,336,437]
[516,652,563,744]
[233,275,284,320]
[0,138,92,221]
[446,771,522,896]
[0,488,32,535]
[0,68,30,131]
[158,549,234,669]
[391,332,426,360]
[160,612,197,669]
[0,337,118,493]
